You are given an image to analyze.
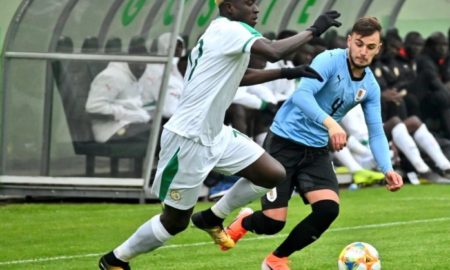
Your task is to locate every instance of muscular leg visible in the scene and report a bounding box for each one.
[206,152,286,221]
[388,116,430,173]
[405,116,450,172]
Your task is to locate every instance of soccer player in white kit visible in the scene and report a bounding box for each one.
[99,1,341,269]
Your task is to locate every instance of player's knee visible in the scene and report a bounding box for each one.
[160,209,191,235]
[162,217,190,235]
[311,200,340,230]
[248,211,285,235]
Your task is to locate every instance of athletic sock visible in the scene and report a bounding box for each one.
[347,135,371,156]
[413,124,450,170]
[211,177,269,219]
[273,200,339,258]
[391,123,429,173]
[114,214,172,262]
[333,147,363,172]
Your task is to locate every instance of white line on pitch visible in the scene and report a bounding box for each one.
[1,216,449,266]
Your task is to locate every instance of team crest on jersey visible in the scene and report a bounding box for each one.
[169,189,181,201]
[266,188,277,202]
[355,88,366,102]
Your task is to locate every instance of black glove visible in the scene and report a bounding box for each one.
[307,10,342,37]
[281,65,323,82]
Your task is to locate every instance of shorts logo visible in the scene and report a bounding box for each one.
[266,188,277,202]
[169,190,181,201]
[355,88,366,102]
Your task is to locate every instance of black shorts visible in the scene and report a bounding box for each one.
[261,131,339,209]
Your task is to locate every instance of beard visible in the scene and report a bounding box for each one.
[349,54,370,69]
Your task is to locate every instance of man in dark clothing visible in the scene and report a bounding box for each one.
[410,32,450,138]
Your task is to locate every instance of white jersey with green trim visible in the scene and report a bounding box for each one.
[164,17,262,146]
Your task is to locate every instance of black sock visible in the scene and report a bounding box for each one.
[242,211,285,235]
[273,200,339,258]
[194,208,224,228]
[103,251,129,267]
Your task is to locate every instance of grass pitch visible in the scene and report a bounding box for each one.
[1,184,450,269]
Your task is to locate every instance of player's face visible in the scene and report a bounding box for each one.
[347,32,382,69]
[228,0,259,27]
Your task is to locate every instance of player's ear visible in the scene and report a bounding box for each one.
[346,34,352,47]
[376,42,383,55]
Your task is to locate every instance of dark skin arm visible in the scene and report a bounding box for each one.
[240,68,282,86]
[250,32,314,63]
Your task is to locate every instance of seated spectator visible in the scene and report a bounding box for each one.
[85,37,151,143]
[141,32,185,120]
[343,105,450,184]
[410,32,450,138]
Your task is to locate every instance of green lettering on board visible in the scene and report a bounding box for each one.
[164,0,175,25]
[262,0,277,25]
[122,0,147,26]
[297,0,316,24]
[197,0,216,27]
[164,0,190,26]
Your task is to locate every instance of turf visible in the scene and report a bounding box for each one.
[1,184,449,269]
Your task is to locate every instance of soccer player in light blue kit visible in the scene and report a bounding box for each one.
[217,17,404,270]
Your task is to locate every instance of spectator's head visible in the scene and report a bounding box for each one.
[154,32,185,57]
[128,36,148,79]
[293,43,315,65]
[382,32,403,60]
[216,0,259,27]
[277,29,298,61]
[404,31,424,59]
[347,16,382,68]
[55,36,73,53]
[423,32,448,62]
[309,37,327,57]
[81,36,99,54]
[263,31,276,40]
[277,29,297,40]
[177,49,191,77]
[105,37,122,54]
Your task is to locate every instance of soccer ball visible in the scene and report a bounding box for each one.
[338,242,381,270]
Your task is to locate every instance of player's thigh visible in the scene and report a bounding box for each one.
[261,132,308,210]
[152,130,218,210]
[296,151,340,204]
[213,127,265,176]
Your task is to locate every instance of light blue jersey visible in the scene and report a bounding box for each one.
[271,48,392,173]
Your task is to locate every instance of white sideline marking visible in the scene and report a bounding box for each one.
[1,216,450,266]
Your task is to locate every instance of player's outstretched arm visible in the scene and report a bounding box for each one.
[384,171,403,192]
[251,11,341,62]
[240,65,322,86]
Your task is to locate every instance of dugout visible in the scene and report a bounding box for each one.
[0,0,449,202]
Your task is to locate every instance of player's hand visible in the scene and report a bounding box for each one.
[325,118,347,151]
[381,88,403,105]
[307,10,342,37]
[281,65,323,81]
[384,170,403,192]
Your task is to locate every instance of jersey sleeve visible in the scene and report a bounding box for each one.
[222,21,262,55]
[361,82,393,174]
[290,50,336,124]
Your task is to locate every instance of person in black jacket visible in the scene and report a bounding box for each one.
[410,32,450,138]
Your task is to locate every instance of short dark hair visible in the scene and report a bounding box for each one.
[351,16,382,37]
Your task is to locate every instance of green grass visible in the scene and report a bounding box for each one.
[1,184,450,269]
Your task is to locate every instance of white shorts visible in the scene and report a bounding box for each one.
[151,125,264,210]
